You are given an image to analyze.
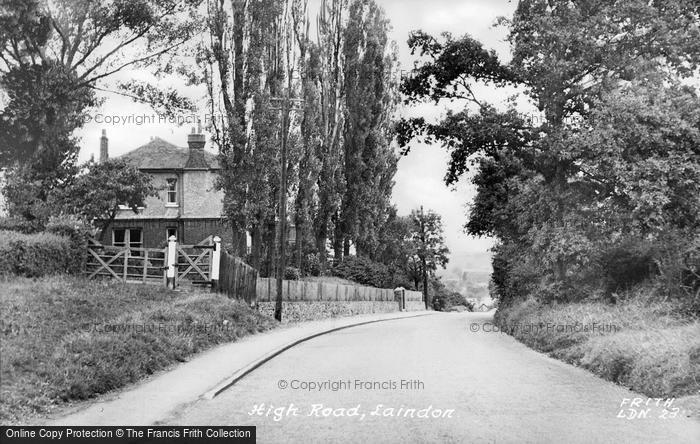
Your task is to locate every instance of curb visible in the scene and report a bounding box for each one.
[202,311,436,399]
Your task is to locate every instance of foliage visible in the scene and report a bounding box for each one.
[338,0,399,259]
[0,230,78,277]
[201,0,399,279]
[0,216,42,234]
[284,266,301,281]
[399,0,700,311]
[332,255,396,289]
[432,286,473,312]
[45,214,92,272]
[302,252,321,277]
[408,207,450,307]
[598,239,657,297]
[0,61,93,184]
[2,163,72,224]
[44,214,92,241]
[52,159,158,236]
[429,276,467,311]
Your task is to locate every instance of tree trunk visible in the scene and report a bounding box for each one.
[251,225,262,270]
[228,224,246,256]
[333,233,343,263]
[295,221,303,272]
[317,234,328,273]
[263,221,276,278]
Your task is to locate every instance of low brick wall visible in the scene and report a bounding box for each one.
[255,278,424,322]
[405,301,425,311]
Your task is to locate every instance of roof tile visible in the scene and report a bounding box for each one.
[118,137,220,170]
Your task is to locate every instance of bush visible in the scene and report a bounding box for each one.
[45,214,91,240]
[284,266,301,280]
[433,291,473,311]
[599,239,656,296]
[302,253,321,277]
[46,215,91,272]
[0,217,42,234]
[0,230,80,277]
[331,256,393,288]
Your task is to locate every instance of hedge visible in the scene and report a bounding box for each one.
[0,217,42,234]
[0,230,80,277]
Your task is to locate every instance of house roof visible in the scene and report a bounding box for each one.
[119,137,220,170]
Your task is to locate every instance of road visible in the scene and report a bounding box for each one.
[163,312,700,443]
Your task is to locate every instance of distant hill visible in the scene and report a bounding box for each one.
[440,251,493,276]
[442,270,491,302]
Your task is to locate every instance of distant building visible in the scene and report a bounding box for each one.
[99,128,230,249]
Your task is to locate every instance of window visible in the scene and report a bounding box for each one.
[166,227,177,242]
[113,229,126,248]
[129,229,142,250]
[112,228,143,255]
[166,178,177,204]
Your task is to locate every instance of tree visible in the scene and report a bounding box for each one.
[337,0,398,259]
[203,0,288,269]
[409,207,449,309]
[54,159,157,239]
[398,0,700,306]
[0,0,202,96]
[311,0,347,273]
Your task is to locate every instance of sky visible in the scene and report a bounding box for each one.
[74,0,519,275]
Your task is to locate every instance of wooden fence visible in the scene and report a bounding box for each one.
[217,251,258,303]
[255,278,423,303]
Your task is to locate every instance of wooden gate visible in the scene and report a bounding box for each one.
[85,239,167,283]
[86,236,221,288]
[176,236,214,285]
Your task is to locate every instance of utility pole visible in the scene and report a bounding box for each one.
[419,205,429,310]
[270,90,304,322]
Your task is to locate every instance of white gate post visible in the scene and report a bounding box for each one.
[211,235,221,292]
[166,235,177,289]
[394,287,406,311]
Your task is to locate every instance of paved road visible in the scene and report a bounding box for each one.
[163,312,700,443]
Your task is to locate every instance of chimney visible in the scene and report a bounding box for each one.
[99,129,109,163]
[187,124,205,150]
[185,123,208,169]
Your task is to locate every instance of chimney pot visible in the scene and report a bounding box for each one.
[187,133,206,150]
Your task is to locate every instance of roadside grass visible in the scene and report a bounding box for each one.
[0,275,277,424]
[494,293,700,401]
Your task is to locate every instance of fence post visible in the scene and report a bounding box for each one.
[166,235,177,289]
[211,236,221,292]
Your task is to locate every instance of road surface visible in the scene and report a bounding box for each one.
[162,312,700,443]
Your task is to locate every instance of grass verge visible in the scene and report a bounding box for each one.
[494,294,700,415]
[0,275,277,424]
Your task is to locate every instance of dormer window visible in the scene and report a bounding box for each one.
[166,178,177,204]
